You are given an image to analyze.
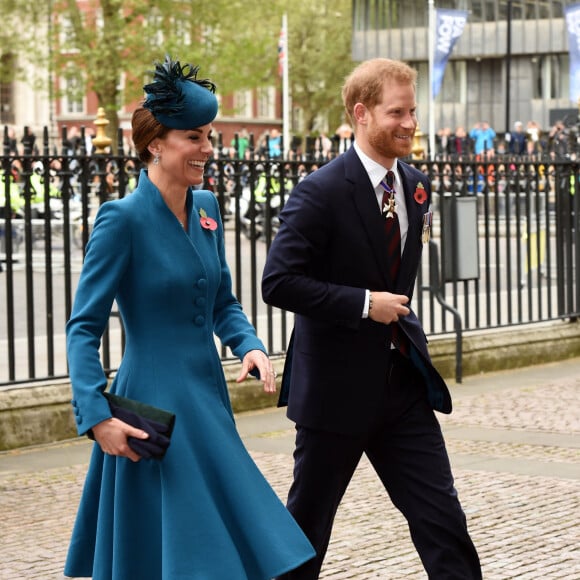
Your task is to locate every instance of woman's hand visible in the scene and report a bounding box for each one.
[238,349,277,394]
[91,417,149,462]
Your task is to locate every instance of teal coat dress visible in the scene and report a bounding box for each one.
[64,170,314,580]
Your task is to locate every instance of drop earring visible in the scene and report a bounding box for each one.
[153,153,160,166]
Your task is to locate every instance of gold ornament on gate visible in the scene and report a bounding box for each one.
[93,107,112,154]
[412,125,425,159]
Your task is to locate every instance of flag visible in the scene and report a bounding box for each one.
[432,8,468,99]
[279,14,290,157]
[565,3,580,102]
[278,26,286,77]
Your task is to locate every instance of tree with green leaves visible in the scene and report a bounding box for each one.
[0,0,52,114]
[1,0,353,149]
[50,0,284,149]
[285,0,354,137]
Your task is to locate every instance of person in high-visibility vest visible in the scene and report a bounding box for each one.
[253,167,293,203]
[29,162,61,203]
[0,168,23,214]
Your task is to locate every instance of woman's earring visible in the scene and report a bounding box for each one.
[153,153,160,166]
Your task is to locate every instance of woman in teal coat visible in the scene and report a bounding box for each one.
[64,57,314,580]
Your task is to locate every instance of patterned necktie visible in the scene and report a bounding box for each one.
[380,171,401,284]
[379,171,408,356]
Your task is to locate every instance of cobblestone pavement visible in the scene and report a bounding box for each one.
[1,358,579,579]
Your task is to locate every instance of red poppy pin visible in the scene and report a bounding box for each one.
[414,182,427,204]
[199,208,217,231]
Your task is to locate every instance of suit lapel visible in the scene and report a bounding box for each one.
[397,163,429,292]
[344,151,430,292]
[345,149,392,289]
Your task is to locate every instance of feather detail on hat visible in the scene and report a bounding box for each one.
[143,55,218,129]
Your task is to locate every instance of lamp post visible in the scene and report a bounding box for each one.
[48,0,57,148]
[428,0,435,157]
[505,0,512,134]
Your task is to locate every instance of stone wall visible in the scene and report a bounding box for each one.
[1,320,579,451]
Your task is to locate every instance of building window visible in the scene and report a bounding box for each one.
[145,11,165,46]
[353,0,404,31]
[0,54,15,125]
[511,0,541,21]
[552,54,568,100]
[353,0,567,30]
[551,1,564,19]
[0,83,14,125]
[117,72,126,113]
[233,90,253,118]
[532,54,568,100]
[58,15,80,53]
[469,0,483,23]
[61,69,85,114]
[174,19,191,46]
[439,60,466,104]
[257,86,276,119]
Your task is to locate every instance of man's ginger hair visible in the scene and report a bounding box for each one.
[342,58,417,127]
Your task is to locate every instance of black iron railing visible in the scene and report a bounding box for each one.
[1,126,579,385]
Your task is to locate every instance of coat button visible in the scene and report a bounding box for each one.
[196,278,207,289]
[195,297,206,307]
[194,315,205,326]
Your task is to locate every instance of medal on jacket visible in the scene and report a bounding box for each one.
[422,211,432,244]
[380,173,397,219]
[383,193,397,219]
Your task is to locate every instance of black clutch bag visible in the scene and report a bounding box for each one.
[88,392,176,460]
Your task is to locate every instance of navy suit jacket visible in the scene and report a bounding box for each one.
[262,147,451,434]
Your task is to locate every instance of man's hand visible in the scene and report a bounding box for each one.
[368,291,410,325]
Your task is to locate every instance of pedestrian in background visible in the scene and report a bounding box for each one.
[262,57,481,579]
[269,128,283,158]
[334,123,354,154]
[450,125,471,158]
[548,119,569,159]
[469,120,496,158]
[507,121,527,156]
[64,55,314,580]
[435,126,452,158]
[231,126,250,159]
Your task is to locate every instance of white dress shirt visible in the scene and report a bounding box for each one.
[353,143,409,319]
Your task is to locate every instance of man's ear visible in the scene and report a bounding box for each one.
[353,102,367,125]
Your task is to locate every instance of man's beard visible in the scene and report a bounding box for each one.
[368,128,413,160]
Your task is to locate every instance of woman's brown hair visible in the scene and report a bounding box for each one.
[131,105,171,164]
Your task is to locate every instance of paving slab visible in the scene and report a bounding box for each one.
[0,357,579,579]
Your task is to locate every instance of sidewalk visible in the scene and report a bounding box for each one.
[1,358,579,579]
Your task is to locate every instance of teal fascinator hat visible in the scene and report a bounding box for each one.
[143,56,218,129]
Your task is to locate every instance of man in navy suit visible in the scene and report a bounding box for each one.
[262,58,481,579]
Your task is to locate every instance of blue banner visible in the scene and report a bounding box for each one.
[432,9,468,99]
[565,4,580,102]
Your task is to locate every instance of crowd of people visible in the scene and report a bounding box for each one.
[218,124,353,163]
[3,114,577,175]
[435,117,577,161]
[214,116,575,165]
[0,123,140,217]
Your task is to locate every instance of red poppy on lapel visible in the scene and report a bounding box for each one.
[414,183,427,204]
[199,208,218,230]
